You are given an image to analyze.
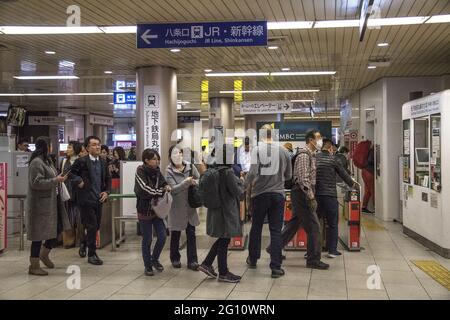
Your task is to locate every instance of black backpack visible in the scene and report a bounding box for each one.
[284,149,311,189]
[199,166,227,209]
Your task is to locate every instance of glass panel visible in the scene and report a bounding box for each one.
[414,117,429,187]
[430,114,441,192]
[403,120,411,183]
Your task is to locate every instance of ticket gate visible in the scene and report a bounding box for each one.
[284,190,308,251]
[338,183,362,251]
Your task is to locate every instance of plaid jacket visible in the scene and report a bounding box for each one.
[293,145,316,200]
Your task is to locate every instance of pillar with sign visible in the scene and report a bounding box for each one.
[136,66,177,172]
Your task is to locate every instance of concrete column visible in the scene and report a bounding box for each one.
[209,97,234,146]
[136,66,177,173]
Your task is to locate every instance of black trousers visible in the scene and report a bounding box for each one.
[30,238,57,258]
[291,187,322,264]
[79,203,102,256]
[202,238,230,276]
[170,223,198,264]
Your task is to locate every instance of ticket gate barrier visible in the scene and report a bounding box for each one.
[338,183,362,251]
[283,190,308,251]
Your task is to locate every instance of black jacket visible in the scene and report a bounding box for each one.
[335,153,350,184]
[70,155,111,207]
[316,150,354,198]
[134,165,168,216]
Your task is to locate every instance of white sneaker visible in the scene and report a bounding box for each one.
[327,251,342,258]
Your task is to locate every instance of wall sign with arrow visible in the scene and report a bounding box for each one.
[238,101,292,115]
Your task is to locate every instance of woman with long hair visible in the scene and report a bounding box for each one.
[60,141,82,248]
[110,146,126,179]
[26,137,70,276]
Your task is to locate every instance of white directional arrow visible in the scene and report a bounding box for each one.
[141,29,158,45]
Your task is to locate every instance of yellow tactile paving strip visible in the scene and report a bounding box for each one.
[361,216,386,231]
[412,260,450,291]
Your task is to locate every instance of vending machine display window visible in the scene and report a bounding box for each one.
[430,114,441,192]
[413,117,429,187]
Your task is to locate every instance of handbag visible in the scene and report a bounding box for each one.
[153,191,173,219]
[60,182,71,202]
[187,164,202,208]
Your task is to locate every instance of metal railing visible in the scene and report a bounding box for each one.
[109,193,137,251]
[7,194,26,251]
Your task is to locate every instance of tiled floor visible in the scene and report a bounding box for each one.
[0,212,449,300]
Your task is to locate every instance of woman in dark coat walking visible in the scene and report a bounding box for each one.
[26,137,70,276]
[198,145,245,283]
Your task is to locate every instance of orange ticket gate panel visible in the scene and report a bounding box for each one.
[338,183,361,251]
[229,196,247,250]
[283,191,307,251]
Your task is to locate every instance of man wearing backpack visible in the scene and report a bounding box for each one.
[245,124,292,278]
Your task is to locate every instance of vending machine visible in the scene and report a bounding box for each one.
[402,90,450,258]
[0,163,7,253]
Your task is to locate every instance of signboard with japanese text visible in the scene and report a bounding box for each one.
[89,114,114,126]
[114,92,136,105]
[143,86,161,154]
[239,101,292,114]
[28,116,65,126]
[256,121,332,142]
[410,99,440,118]
[137,21,267,49]
[0,163,7,252]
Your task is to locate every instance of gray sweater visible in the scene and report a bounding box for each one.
[244,142,292,198]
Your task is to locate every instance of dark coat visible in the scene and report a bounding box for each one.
[70,155,111,207]
[134,165,167,216]
[26,156,71,241]
[206,166,245,238]
[316,150,354,198]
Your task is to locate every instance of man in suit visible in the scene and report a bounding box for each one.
[71,136,111,265]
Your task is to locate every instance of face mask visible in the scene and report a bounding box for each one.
[315,139,323,150]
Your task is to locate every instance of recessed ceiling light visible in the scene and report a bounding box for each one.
[170,48,181,53]
[267,21,314,30]
[313,20,360,28]
[206,72,270,77]
[291,99,314,102]
[281,68,290,71]
[220,90,269,94]
[268,46,279,50]
[13,75,79,80]
[271,71,336,76]
[368,65,377,69]
[377,42,389,47]
[104,71,113,74]
[45,51,56,55]
[204,69,212,73]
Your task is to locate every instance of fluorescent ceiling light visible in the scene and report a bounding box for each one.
[45,51,56,55]
[267,21,314,30]
[368,65,377,69]
[271,71,336,76]
[14,75,79,80]
[267,46,279,50]
[99,26,137,33]
[204,69,212,73]
[281,68,290,71]
[206,72,270,77]
[377,42,389,47]
[314,20,359,28]
[367,16,429,27]
[269,89,320,93]
[0,92,112,96]
[426,14,450,24]
[0,26,102,34]
[170,48,181,53]
[220,90,269,94]
[104,71,113,74]
[177,110,201,113]
[291,99,314,102]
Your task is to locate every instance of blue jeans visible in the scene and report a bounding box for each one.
[248,193,285,270]
[139,218,167,268]
[317,195,339,254]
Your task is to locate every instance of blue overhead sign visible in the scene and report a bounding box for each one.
[137,21,267,49]
[114,92,136,105]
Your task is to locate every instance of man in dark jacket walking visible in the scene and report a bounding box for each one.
[71,136,111,265]
[316,139,355,258]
